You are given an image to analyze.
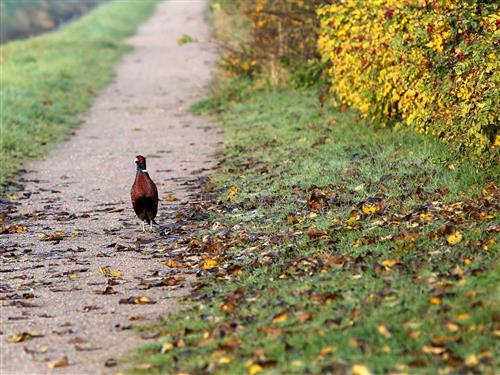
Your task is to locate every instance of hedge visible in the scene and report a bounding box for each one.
[317,0,499,157]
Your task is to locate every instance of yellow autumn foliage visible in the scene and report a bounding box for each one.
[317,0,499,157]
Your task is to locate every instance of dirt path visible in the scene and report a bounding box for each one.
[0,1,219,373]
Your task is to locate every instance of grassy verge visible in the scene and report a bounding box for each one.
[0,0,157,192]
[129,81,499,374]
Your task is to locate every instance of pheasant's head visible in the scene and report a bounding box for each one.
[135,155,147,172]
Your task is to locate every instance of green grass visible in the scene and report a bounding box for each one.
[128,82,499,374]
[0,0,157,192]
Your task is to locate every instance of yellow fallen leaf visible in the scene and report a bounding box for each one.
[408,330,421,339]
[319,345,337,356]
[447,231,463,245]
[67,274,77,280]
[347,216,358,226]
[465,354,479,367]
[354,183,365,191]
[272,311,289,323]
[248,364,263,375]
[6,224,28,234]
[99,266,123,279]
[420,213,433,221]
[422,345,446,355]
[377,324,392,338]
[494,135,500,147]
[47,356,68,369]
[135,296,152,304]
[446,322,460,332]
[352,364,372,375]
[164,194,179,202]
[51,230,65,239]
[218,356,232,364]
[161,342,174,353]
[382,259,397,268]
[228,185,238,199]
[9,193,20,201]
[165,259,183,268]
[362,203,378,214]
[8,332,42,343]
[202,258,219,270]
[430,297,441,305]
[456,313,470,321]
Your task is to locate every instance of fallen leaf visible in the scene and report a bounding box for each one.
[177,33,197,45]
[455,313,470,321]
[307,226,327,239]
[23,346,48,354]
[354,183,365,191]
[447,231,463,245]
[119,296,155,305]
[420,213,433,221]
[104,358,117,367]
[165,259,183,268]
[430,297,441,305]
[248,364,263,375]
[93,286,117,295]
[218,356,232,364]
[319,345,337,356]
[99,266,123,279]
[1,224,28,234]
[228,185,238,199]
[47,356,68,369]
[422,345,446,355]
[45,231,65,241]
[75,344,101,351]
[67,337,87,344]
[381,259,398,268]
[352,364,372,375]
[378,324,392,338]
[202,258,219,270]
[362,203,378,214]
[8,332,43,343]
[272,310,289,323]
[446,322,460,332]
[161,342,174,353]
[465,354,479,367]
[164,194,179,202]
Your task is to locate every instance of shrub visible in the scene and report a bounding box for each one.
[317,1,499,157]
[215,0,323,87]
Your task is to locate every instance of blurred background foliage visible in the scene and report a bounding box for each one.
[211,0,499,161]
[1,0,105,43]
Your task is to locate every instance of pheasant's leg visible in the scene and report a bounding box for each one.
[149,221,154,231]
[141,221,146,232]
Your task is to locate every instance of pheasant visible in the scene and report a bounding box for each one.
[131,155,158,232]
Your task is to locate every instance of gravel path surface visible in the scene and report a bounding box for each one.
[0,1,219,373]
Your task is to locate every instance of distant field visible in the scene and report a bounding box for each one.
[1,0,104,43]
[0,0,157,192]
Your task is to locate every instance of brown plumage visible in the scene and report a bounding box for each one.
[131,155,158,231]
